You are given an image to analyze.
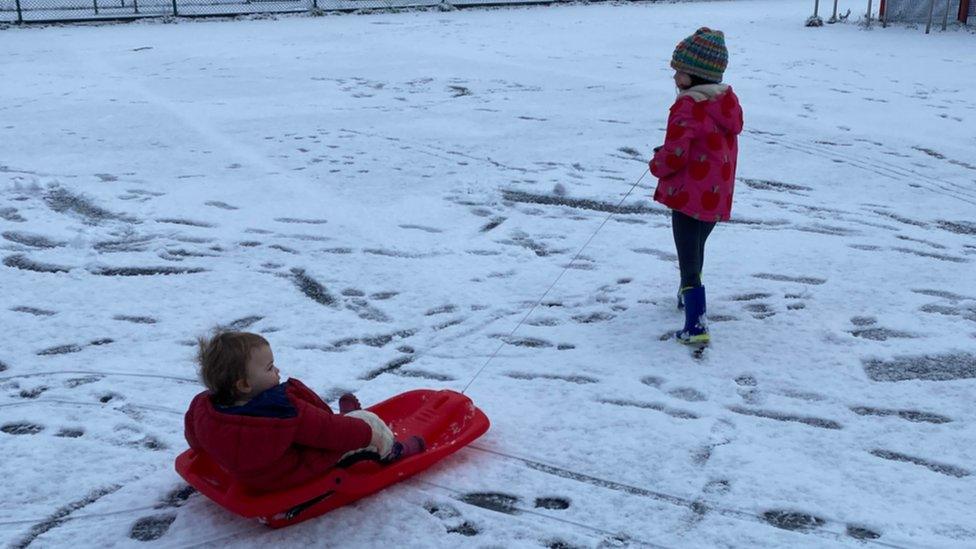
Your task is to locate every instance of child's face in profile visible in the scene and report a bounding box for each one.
[236,344,281,401]
[673,71,693,90]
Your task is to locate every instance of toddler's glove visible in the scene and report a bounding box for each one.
[346,409,394,458]
[339,393,361,414]
[649,146,663,171]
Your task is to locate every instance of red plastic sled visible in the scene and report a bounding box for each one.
[175,389,489,528]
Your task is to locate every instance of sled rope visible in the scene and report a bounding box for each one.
[461,168,649,394]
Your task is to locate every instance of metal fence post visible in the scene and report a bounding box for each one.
[171,0,177,15]
[14,0,23,23]
[133,0,139,13]
[94,0,99,14]
[866,0,873,25]
[807,0,824,25]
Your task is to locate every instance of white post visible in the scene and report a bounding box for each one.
[867,0,874,25]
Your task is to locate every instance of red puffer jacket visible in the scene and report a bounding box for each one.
[184,379,372,493]
[650,84,744,222]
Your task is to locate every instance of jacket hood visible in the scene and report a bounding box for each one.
[678,84,743,135]
[187,392,299,475]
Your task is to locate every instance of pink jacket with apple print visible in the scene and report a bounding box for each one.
[649,84,743,222]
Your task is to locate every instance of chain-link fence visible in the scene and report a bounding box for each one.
[0,0,559,23]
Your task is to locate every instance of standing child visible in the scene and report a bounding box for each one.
[184,331,425,493]
[649,27,744,346]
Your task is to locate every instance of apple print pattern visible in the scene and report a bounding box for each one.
[649,86,744,222]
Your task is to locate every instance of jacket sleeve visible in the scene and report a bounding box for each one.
[286,378,330,410]
[650,98,700,179]
[284,381,372,452]
[292,402,373,452]
[720,91,744,136]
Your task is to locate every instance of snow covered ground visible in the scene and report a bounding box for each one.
[1,1,975,547]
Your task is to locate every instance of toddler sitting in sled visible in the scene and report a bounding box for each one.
[184,331,425,493]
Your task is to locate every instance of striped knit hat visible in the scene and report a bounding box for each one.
[671,27,728,83]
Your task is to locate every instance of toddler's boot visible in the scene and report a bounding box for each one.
[383,436,427,463]
[675,286,709,345]
[677,285,693,310]
[677,275,702,310]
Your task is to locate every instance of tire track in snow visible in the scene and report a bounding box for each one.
[743,129,976,207]
[416,479,667,548]
[465,445,908,548]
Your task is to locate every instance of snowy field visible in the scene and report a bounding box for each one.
[1,1,975,547]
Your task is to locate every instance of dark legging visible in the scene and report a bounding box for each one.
[671,210,716,289]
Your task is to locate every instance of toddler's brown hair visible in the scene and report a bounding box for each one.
[197,331,269,405]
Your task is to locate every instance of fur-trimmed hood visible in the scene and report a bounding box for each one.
[678,83,729,102]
